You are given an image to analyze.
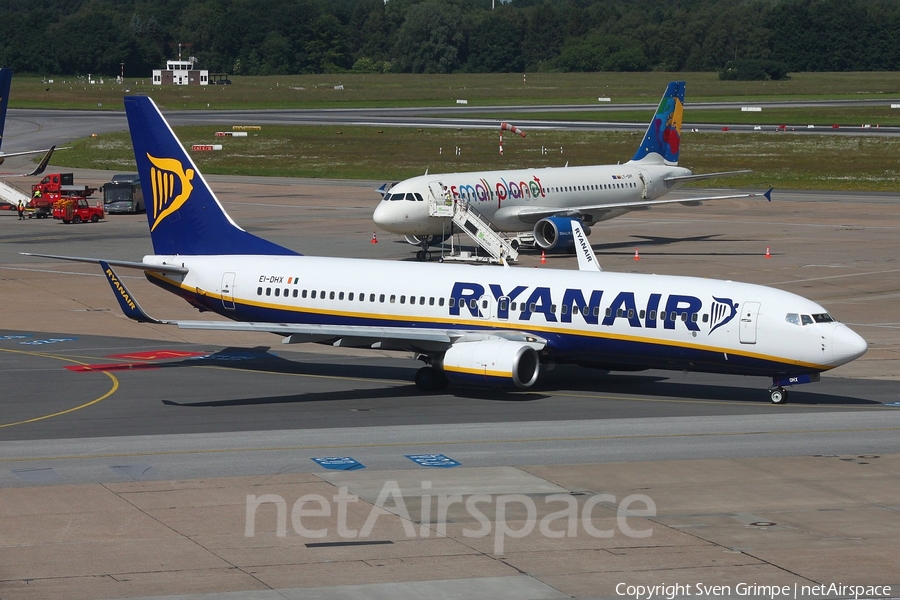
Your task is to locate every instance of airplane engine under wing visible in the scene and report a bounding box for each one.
[404,234,450,248]
[440,339,540,388]
[533,217,590,251]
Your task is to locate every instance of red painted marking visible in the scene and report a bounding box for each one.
[106,350,207,361]
[67,363,161,372]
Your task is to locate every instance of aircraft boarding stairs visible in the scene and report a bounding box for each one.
[0,179,31,208]
[427,181,519,265]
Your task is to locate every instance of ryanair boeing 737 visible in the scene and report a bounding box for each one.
[374,81,769,259]
[25,96,866,404]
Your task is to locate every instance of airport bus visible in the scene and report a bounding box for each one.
[103,173,144,214]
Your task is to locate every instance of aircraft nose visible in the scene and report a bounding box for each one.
[831,324,868,366]
[372,200,405,233]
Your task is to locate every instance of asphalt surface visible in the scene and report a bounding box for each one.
[5,97,900,155]
[1,172,897,451]
[1,103,900,598]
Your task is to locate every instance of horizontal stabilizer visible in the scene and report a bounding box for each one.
[20,253,189,274]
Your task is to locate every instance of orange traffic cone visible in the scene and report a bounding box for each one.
[765,246,771,258]
[540,250,546,264]
[634,248,640,261]
[371,232,378,244]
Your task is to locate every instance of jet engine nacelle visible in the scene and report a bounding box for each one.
[440,340,540,388]
[404,234,450,248]
[533,217,590,251]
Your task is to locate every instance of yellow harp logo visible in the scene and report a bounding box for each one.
[147,153,195,231]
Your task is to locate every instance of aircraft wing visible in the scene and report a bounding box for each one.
[510,188,772,224]
[0,146,56,177]
[173,320,545,352]
[663,169,751,184]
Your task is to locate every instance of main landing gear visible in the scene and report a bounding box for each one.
[415,366,449,391]
[415,249,432,262]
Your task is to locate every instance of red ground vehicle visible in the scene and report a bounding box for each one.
[52,197,105,223]
[29,173,102,221]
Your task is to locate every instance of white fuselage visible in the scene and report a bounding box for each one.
[144,253,867,377]
[373,162,691,236]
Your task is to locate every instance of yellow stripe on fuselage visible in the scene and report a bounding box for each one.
[146,272,832,372]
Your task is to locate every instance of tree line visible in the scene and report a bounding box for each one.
[1,0,899,77]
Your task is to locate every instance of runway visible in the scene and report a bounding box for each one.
[5,97,900,154]
[1,169,899,598]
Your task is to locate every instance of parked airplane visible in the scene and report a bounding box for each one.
[373,81,768,259]
[0,68,56,175]
[24,96,866,404]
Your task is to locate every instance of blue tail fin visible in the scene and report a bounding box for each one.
[0,68,12,153]
[124,96,299,256]
[629,81,685,165]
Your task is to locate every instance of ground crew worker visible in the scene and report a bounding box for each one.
[17,199,25,219]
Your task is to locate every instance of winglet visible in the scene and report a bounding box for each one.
[376,182,398,197]
[100,260,165,324]
[24,146,55,177]
[764,187,773,202]
[571,220,602,272]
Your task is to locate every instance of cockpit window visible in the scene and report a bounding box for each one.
[801,314,814,326]
[785,313,800,325]
[405,193,417,201]
[812,313,834,323]
[414,193,424,202]
[388,193,404,201]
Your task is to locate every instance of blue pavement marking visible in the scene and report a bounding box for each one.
[18,337,77,345]
[406,453,461,468]
[312,457,366,471]
[883,402,900,407]
[0,334,31,340]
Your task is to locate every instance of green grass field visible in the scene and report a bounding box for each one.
[10,71,900,110]
[12,72,900,190]
[52,124,900,191]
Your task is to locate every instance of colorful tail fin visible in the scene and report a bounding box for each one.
[629,81,685,165]
[124,96,298,257]
[0,68,12,153]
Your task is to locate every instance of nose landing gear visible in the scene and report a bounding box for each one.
[769,387,788,404]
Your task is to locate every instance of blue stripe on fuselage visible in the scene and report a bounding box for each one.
[146,273,827,379]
